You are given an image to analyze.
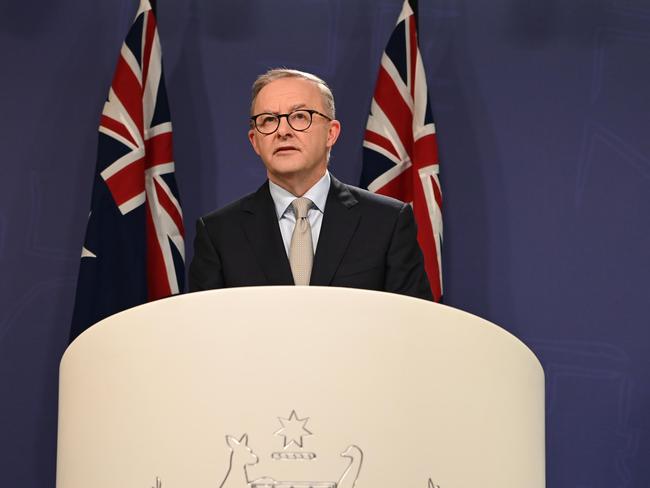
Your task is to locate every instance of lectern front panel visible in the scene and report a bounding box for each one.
[57,287,545,488]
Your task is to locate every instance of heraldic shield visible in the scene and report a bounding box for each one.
[57,287,545,488]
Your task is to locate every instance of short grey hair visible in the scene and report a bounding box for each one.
[250,68,336,119]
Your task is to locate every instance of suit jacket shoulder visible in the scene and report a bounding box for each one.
[342,182,408,212]
[200,187,258,226]
[189,182,293,290]
[312,175,432,300]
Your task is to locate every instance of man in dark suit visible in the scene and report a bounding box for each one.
[189,69,432,301]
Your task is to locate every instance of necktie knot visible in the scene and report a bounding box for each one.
[292,197,312,220]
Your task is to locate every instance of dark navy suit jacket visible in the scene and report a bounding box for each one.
[189,175,432,301]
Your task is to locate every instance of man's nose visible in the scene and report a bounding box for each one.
[276,116,293,137]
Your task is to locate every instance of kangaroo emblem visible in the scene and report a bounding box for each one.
[219,434,259,488]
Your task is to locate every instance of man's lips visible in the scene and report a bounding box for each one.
[274,146,299,154]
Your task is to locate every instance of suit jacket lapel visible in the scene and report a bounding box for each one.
[310,175,360,286]
[241,182,294,285]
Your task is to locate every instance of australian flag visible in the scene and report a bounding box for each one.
[360,0,443,301]
[70,0,185,342]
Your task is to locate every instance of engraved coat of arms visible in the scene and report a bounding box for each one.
[151,410,437,488]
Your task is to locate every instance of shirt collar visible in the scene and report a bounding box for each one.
[269,171,331,219]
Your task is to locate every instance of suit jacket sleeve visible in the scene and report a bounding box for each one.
[188,217,225,292]
[384,203,434,301]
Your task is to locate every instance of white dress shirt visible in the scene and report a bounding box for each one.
[268,171,331,256]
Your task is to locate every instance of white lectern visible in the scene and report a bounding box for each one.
[57,287,545,488]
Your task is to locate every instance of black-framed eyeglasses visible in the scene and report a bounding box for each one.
[250,109,332,135]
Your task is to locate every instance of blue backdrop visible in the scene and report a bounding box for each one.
[1,0,649,486]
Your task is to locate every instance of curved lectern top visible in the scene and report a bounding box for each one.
[57,287,545,488]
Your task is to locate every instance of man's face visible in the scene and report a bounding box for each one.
[248,77,341,192]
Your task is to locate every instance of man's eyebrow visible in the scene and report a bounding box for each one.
[256,103,307,115]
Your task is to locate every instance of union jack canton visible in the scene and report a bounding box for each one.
[70,0,184,342]
[360,0,443,301]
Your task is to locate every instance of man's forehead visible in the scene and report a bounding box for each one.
[254,78,323,111]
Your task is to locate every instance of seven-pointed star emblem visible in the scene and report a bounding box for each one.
[274,410,313,448]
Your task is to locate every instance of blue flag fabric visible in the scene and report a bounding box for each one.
[70,0,185,342]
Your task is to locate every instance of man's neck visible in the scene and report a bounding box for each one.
[268,170,327,197]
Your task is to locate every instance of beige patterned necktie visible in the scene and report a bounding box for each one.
[289,197,314,286]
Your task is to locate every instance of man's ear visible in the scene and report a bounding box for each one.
[326,120,341,149]
[248,129,261,156]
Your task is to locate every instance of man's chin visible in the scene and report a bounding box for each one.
[267,157,305,173]
[268,168,303,182]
